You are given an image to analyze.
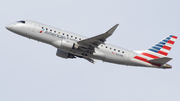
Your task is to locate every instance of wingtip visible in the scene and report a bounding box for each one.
[107,24,119,34]
[112,24,119,28]
[115,24,119,27]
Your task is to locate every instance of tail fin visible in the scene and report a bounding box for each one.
[141,35,177,59]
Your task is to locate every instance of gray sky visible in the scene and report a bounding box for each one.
[1,0,180,101]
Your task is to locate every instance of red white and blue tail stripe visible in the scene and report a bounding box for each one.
[143,35,177,58]
[133,35,177,68]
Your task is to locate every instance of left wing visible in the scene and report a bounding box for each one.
[77,24,119,48]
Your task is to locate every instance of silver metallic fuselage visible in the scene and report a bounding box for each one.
[6,20,167,68]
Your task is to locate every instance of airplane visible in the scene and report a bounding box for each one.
[6,20,178,69]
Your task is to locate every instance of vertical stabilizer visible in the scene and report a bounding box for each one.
[133,35,177,68]
[141,35,177,59]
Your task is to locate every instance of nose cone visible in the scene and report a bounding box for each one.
[5,24,12,30]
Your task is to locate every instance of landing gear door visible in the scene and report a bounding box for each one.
[31,22,38,32]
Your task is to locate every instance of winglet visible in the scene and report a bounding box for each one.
[106,24,119,35]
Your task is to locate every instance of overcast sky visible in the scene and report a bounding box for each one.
[1,0,180,101]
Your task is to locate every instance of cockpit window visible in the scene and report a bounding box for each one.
[17,20,25,24]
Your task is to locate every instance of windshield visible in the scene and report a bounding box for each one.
[17,20,25,24]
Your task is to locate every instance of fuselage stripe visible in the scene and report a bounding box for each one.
[141,52,160,59]
[134,56,150,63]
[134,56,160,67]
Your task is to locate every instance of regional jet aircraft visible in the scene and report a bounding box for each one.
[6,20,178,69]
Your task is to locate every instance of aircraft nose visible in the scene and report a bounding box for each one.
[5,24,12,30]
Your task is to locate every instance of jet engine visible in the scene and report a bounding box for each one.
[56,49,75,59]
[52,40,79,50]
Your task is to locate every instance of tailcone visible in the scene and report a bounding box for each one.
[160,64,172,69]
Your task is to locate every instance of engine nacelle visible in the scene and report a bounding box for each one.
[52,40,79,50]
[56,49,75,59]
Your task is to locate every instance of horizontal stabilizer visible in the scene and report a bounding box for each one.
[148,57,172,65]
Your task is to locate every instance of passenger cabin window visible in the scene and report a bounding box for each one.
[114,49,116,51]
[50,29,52,31]
[46,28,48,30]
[42,27,44,29]
[79,38,81,40]
[75,37,77,39]
[122,51,124,53]
[118,50,120,52]
[58,32,60,34]
[54,31,56,33]
[17,20,25,24]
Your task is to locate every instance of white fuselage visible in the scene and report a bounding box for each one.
[6,20,167,68]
